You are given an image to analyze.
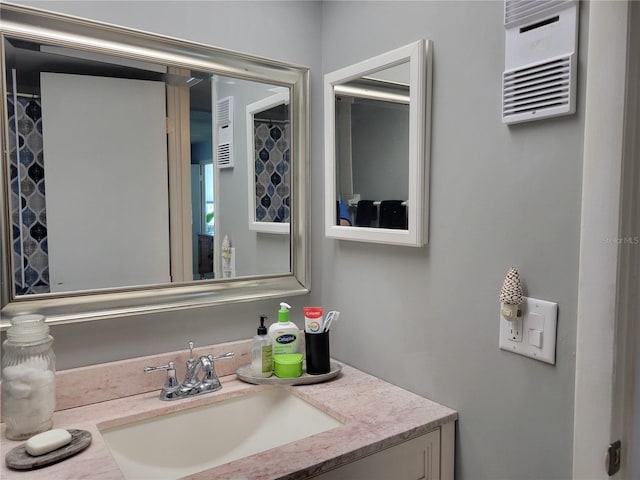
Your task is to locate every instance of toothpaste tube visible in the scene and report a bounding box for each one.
[303,307,323,333]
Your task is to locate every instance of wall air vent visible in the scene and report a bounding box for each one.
[504,0,575,28]
[216,96,234,168]
[503,55,574,123]
[502,0,579,124]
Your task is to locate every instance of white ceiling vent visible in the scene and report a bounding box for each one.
[216,96,234,168]
[502,0,579,124]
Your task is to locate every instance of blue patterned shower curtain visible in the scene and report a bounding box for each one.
[253,120,290,224]
[7,96,50,294]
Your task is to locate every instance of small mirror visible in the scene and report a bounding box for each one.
[324,40,432,246]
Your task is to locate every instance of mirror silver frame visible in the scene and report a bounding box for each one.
[0,4,310,328]
[324,40,432,247]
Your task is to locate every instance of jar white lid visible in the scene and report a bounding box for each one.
[7,314,49,342]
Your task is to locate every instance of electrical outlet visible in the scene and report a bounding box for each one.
[508,316,523,342]
[499,296,558,364]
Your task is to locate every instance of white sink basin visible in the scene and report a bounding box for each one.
[100,388,342,479]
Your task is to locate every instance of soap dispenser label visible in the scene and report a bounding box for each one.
[261,345,273,373]
[276,333,296,345]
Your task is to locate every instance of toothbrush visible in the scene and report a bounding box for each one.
[322,311,340,332]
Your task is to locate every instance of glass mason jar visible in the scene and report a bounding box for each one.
[1,314,56,440]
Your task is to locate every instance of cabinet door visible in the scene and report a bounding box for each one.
[314,429,440,480]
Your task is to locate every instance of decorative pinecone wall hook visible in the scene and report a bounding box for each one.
[500,267,523,320]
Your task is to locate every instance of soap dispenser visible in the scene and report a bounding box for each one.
[251,315,273,378]
[268,302,300,356]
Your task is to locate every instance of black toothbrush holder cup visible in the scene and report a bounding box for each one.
[305,331,330,375]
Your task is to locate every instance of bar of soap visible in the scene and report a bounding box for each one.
[25,429,72,456]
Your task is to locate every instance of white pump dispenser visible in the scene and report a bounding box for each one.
[268,302,300,356]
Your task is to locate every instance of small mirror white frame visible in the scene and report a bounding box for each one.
[246,90,290,234]
[324,40,432,246]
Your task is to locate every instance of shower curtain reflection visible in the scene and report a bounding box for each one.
[7,95,49,295]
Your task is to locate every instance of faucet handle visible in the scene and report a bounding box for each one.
[198,352,235,392]
[210,352,235,361]
[143,360,176,374]
[144,361,179,394]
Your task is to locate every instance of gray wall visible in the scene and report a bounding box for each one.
[351,101,409,200]
[7,2,588,479]
[320,2,586,480]
[216,78,290,277]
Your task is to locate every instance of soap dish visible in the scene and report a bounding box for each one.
[5,429,92,471]
[236,360,342,386]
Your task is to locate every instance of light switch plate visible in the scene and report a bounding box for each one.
[499,296,558,364]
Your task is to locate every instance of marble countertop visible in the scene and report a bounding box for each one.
[1,340,457,479]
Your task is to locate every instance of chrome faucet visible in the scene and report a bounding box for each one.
[144,341,234,401]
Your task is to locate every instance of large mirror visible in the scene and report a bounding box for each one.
[0,4,309,327]
[324,40,432,246]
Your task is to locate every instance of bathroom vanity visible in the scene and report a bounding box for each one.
[0,339,457,479]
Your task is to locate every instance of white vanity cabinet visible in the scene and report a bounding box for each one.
[312,422,455,480]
